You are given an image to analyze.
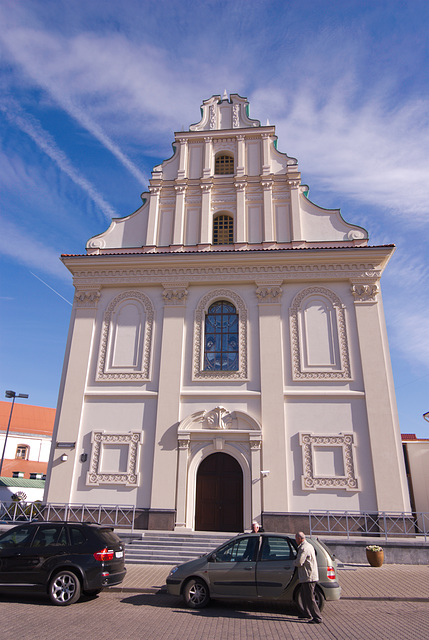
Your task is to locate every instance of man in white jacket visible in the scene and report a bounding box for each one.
[294,531,323,624]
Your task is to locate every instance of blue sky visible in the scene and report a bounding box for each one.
[1,0,428,436]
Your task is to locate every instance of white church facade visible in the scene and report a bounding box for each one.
[45,93,410,531]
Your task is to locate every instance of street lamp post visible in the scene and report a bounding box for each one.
[0,390,29,476]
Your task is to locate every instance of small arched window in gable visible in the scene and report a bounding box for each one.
[215,154,234,175]
[213,214,234,245]
[204,301,238,371]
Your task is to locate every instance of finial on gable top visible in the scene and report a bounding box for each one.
[222,89,228,101]
[266,118,270,126]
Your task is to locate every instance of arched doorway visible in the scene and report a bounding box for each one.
[195,452,243,532]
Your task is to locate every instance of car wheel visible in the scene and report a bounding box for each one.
[49,570,81,606]
[183,578,210,609]
[293,584,325,613]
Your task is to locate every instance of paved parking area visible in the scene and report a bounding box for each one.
[1,564,428,640]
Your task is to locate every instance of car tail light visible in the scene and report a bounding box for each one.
[94,548,114,561]
[327,566,336,580]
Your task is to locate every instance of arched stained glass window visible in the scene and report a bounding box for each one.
[215,154,234,175]
[204,301,238,371]
[213,214,234,245]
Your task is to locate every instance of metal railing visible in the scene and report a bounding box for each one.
[309,510,429,542]
[0,501,136,530]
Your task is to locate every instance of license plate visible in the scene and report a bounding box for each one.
[116,551,123,558]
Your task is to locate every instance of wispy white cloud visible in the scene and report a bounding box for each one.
[2,11,428,230]
[0,25,150,186]
[251,86,429,224]
[0,216,69,280]
[0,98,117,222]
[0,16,241,143]
[382,252,429,369]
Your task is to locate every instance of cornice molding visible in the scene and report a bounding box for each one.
[69,263,382,287]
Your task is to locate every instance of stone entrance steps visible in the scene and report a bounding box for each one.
[119,531,234,565]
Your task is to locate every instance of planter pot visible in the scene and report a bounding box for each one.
[366,549,384,567]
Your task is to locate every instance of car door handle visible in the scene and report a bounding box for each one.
[244,567,253,571]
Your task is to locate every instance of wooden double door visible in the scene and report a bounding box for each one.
[195,453,243,532]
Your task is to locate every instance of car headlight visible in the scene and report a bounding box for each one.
[168,566,179,577]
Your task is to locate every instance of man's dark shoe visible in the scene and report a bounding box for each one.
[308,618,323,624]
[298,614,311,619]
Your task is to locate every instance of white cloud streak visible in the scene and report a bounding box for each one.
[2,16,428,229]
[0,216,69,281]
[0,25,149,187]
[251,87,429,224]
[0,99,117,222]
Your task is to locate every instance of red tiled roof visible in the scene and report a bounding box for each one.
[402,433,429,441]
[61,243,395,258]
[0,401,55,437]
[1,459,48,479]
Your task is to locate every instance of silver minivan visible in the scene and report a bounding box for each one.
[167,532,341,611]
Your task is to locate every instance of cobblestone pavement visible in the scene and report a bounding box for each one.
[1,564,428,640]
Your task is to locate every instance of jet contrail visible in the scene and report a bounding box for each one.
[30,272,72,306]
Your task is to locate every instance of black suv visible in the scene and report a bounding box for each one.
[0,521,126,605]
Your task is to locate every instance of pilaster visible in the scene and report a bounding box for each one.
[236,134,245,177]
[45,287,100,503]
[262,180,275,242]
[289,179,303,241]
[177,140,188,180]
[175,435,190,529]
[262,133,271,175]
[352,282,411,511]
[150,285,188,512]
[200,183,212,244]
[146,186,160,246]
[203,136,213,178]
[256,282,288,512]
[172,185,186,245]
[250,437,262,522]
[235,180,246,243]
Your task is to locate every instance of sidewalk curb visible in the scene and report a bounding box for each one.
[109,586,168,594]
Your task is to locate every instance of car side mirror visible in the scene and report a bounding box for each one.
[208,552,216,563]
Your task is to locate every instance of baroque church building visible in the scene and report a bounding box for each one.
[45,93,410,531]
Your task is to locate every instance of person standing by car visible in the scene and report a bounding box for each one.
[294,531,323,624]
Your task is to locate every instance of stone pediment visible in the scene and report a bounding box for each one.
[178,406,261,433]
[189,93,260,131]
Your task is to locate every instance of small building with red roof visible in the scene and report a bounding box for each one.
[0,401,55,481]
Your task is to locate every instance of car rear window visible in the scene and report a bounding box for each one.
[96,529,121,546]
